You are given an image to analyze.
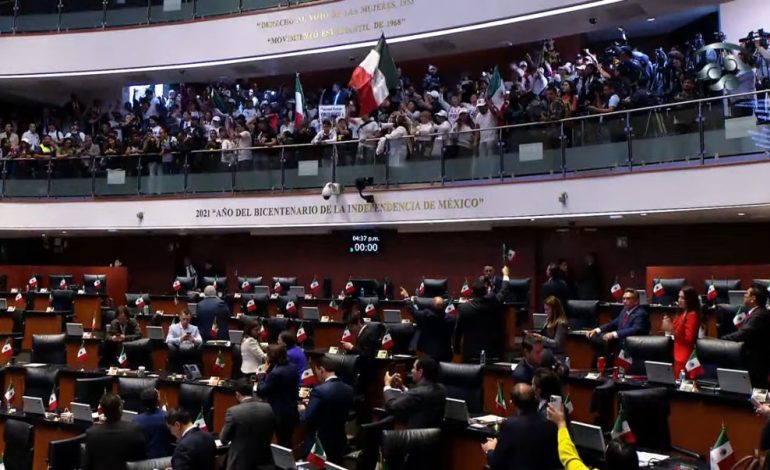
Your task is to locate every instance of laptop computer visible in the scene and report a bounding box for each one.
[253,286,270,296]
[570,421,606,452]
[302,307,320,321]
[66,322,84,337]
[121,410,138,422]
[728,290,745,306]
[645,361,676,385]
[289,286,306,298]
[147,326,165,341]
[717,368,753,395]
[22,396,46,415]
[229,330,243,344]
[271,444,309,470]
[444,397,470,423]
[383,309,401,324]
[71,402,94,422]
[636,289,648,305]
[532,313,547,330]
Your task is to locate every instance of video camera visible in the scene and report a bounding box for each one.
[741,29,770,52]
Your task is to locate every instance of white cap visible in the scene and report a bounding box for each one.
[435,110,448,118]
[428,90,440,99]
[212,116,221,122]
[476,98,487,107]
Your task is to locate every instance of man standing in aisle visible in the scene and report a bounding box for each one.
[722,285,770,388]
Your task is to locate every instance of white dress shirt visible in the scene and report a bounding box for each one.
[166,322,202,348]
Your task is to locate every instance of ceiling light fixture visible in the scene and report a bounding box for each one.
[646,17,656,22]
[609,215,623,219]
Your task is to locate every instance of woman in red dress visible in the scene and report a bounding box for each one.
[662,286,702,378]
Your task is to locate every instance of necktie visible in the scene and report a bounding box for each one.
[621,312,630,327]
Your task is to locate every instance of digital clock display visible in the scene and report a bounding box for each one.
[349,232,380,254]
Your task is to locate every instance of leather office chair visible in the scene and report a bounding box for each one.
[385,323,415,355]
[167,346,203,374]
[239,293,270,317]
[4,418,35,470]
[652,278,686,306]
[100,309,116,333]
[237,276,263,292]
[437,362,483,414]
[178,383,214,430]
[272,277,298,294]
[412,297,434,311]
[357,415,395,470]
[324,353,360,387]
[118,377,158,412]
[31,333,67,365]
[277,295,301,317]
[566,300,599,330]
[24,366,59,401]
[696,338,744,381]
[625,336,673,375]
[359,296,381,319]
[715,304,741,337]
[265,317,292,343]
[126,457,173,470]
[420,279,448,298]
[704,279,741,305]
[123,338,153,370]
[47,433,86,470]
[74,376,115,408]
[125,293,151,315]
[381,428,443,470]
[503,278,531,304]
[51,289,75,312]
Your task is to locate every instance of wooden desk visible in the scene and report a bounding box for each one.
[0,309,16,333]
[65,336,102,370]
[311,322,346,349]
[23,311,65,349]
[157,378,237,434]
[30,292,51,312]
[446,429,492,470]
[149,295,189,316]
[58,369,107,410]
[565,332,594,370]
[481,364,517,417]
[0,412,87,470]
[502,305,523,351]
[73,295,105,331]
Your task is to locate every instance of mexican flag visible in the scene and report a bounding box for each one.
[246,299,257,313]
[28,277,37,288]
[210,320,219,338]
[77,341,88,363]
[3,383,14,404]
[161,396,168,412]
[286,301,297,315]
[59,278,67,289]
[487,66,506,109]
[307,434,327,468]
[365,303,376,317]
[418,281,425,296]
[610,282,623,300]
[615,347,633,370]
[213,351,225,374]
[345,280,356,295]
[445,303,457,316]
[707,283,718,302]
[273,281,283,294]
[301,366,317,386]
[14,292,22,302]
[241,280,251,292]
[348,34,399,117]
[685,349,704,379]
[295,73,306,128]
[259,325,269,341]
[310,277,321,297]
[564,395,575,417]
[710,426,735,470]
[1,339,12,357]
[341,327,353,342]
[495,382,506,413]
[93,279,102,290]
[610,407,636,443]
[194,409,208,432]
[135,297,145,309]
[328,299,340,314]
[297,325,308,344]
[91,316,96,332]
[733,308,747,328]
[117,346,128,367]
[97,402,103,417]
[653,282,665,298]
[460,280,473,298]
[172,280,182,292]
[381,331,394,350]
[48,387,58,412]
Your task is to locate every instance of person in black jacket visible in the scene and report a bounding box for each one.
[540,263,571,308]
[84,393,146,470]
[133,388,174,459]
[383,356,447,428]
[453,266,511,363]
[196,285,230,342]
[300,355,355,464]
[722,285,770,388]
[341,313,383,358]
[165,408,216,470]
[256,344,299,448]
[402,292,455,362]
[482,383,561,470]
[220,379,276,470]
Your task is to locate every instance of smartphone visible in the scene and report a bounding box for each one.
[549,395,563,411]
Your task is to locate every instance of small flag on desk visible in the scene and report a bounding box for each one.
[161,396,168,412]
[615,347,633,370]
[274,281,283,294]
[685,349,704,379]
[135,297,145,309]
[93,279,101,290]
[3,382,14,404]
[117,346,128,367]
[610,406,636,443]
[460,280,473,298]
[241,281,252,292]
[495,382,506,413]
[97,402,104,418]
[48,387,58,412]
[286,300,298,315]
[210,321,219,338]
[28,277,37,288]
[445,303,457,316]
[172,280,182,292]
[301,365,316,386]
[710,425,735,470]
[381,331,394,350]
[707,282,718,302]
[307,434,327,469]
[653,281,665,298]
[296,324,308,344]
[246,299,257,313]
[365,303,376,317]
[1,339,12,357]
[418,281,425,296]
[14,292,22,302]
[733,308,747,329]
[59,278,67,289]
[341,327,353,343]
[310,277,321,297]
[194,409,208,432]
[91,316,96,332]
[259,325,269,342]
[213,350,225,374]
[77,341,88,363]
[328,299,340,314]
[610,282,623,300]
[345,280,356,295]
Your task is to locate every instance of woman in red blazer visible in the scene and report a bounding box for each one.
[662,286,702,377]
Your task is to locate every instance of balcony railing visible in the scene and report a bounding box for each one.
[0,0,319,33]
[1,90,768,198]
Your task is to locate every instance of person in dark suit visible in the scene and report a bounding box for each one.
[84,393,146,470]
[178,256,198,289]
[300,355,355,464]
[482,383,561,470]
[383,356,447,428]
[512,336,544,385]
[341,313,382,358]
[402,292,455,362]
[722,285,770,388]
[165,408,216,470]
[453,266,511,363]
[587,287,650,366]
[220,379,276,470]
[256,344,299,448]
[104,306,142,366]
[196,285,230,342]
[577,252,603,300]
[133,388,174,459]
[482,265,504,294]
[540,263,571,308]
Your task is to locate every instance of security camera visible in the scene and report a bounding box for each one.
[321,183,341,200]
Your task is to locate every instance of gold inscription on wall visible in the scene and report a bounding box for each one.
[260,0,415,45]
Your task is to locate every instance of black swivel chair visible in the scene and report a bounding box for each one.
[437,362,483,414]
[5,419,35,470]
[412,297,435,311]
[123,338,153,370]
[118,377,158,412]
[74,376,115,409]
[715,304,741,337]
[357,415,395,470]
[100,309,116,333]
[265,317,292,343]
[126,457,173,470]
[624,336,674,376]
[272,277,298,295]
[704,279,741,305]
[324,353,360,387]
[566,300,599,330]
[47,433,86,470]
[237,276,263,293]
[31,333,67,365]
[421,279,448,298]
[178,383,214,431]
[358,296,381,316]
[652,278,686,306]
[385,323,415,355]
[381,428,443,470]
[24,366,59,401]
[125,294,151,315]
[51,289,75,313]
[277,295,301,317]
[695,338,745,381]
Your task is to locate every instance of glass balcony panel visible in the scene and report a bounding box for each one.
[503,123,562,176]
[630,102,700,167]
[704,95,770,159]
[94,154,141,196]
[282,143,334,191]
[49,155,93,197]
[444,129,500,182]
[233,147,282,192]
[4,157,51,197]
[61,0,103,30]
[186,148,234,193]
[196,0,239,17]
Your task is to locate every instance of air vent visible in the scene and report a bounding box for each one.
[420,39,457,54]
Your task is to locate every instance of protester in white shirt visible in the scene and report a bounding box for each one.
[234,122,253,170]
[311,120,337,144]
[432,110,452,158]
[45,123,64,145]
[473,99,499,157]
[376,114,411,166]
[219,128,235,168]
[21,123,40,150]
[414,110,436,158]
[452,110,475,158]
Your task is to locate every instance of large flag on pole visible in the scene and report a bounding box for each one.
[349,34,399,117]
[295,73,306,128]
[487,66,506,109]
